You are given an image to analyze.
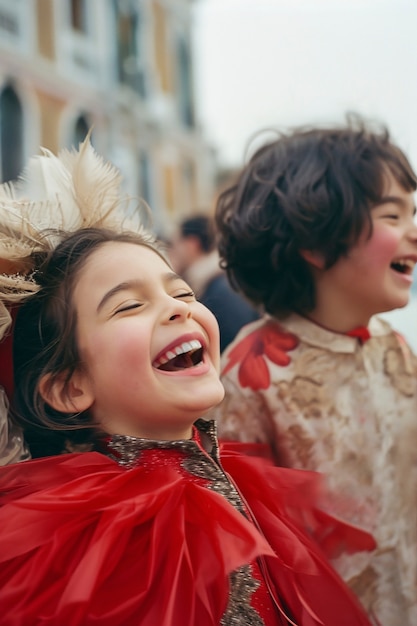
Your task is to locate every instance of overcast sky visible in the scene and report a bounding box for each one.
[192,0,417,170]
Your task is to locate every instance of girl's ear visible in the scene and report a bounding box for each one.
[39,370,94,414]
[299,249,326,270]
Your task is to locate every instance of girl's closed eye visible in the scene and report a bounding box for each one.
[175,290,195,300]
[113,301,143,315]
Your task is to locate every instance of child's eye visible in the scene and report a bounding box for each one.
[175,291,195,300]
[114,302,142,315]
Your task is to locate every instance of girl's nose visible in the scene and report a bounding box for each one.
[166,298,192,322]
[169,312,191,321]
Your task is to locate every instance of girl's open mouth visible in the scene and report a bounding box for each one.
[153,340,204,372]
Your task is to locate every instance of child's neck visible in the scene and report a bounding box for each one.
[304,300,372,334]
[303,310,371,335]
[306,268,380,333]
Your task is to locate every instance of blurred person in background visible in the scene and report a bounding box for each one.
[169,214,258,352]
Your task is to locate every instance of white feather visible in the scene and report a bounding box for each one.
[0,134,155,340]
[59,136,125,229]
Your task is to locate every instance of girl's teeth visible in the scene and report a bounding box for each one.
[154,340,204,368]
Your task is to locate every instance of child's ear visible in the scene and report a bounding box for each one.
[299,249,326,270]
[39,370,94,414]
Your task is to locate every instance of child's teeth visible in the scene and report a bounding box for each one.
[155,340,204,368]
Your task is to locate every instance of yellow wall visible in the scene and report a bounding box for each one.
[163,163,176,213]
[152,1,172,93]
[36,0,55,60]
[36,90,65,151]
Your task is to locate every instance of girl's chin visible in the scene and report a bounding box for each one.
[183,386,225,415]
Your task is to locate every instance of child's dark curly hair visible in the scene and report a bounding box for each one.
[215,117,417,317]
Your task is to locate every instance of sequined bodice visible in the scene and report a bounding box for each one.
[100,419,279,626]
[104,419,246,515]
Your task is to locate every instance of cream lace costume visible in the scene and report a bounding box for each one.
[0,136,149,466]
[215,313,417,626]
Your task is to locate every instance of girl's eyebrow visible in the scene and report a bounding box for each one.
[96,272,182,313]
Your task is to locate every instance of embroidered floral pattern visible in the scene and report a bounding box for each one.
[222,320,298,391]
[384,346,416,396]
[218,314,417,623]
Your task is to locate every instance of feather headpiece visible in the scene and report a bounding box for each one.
[0,135,153,464]
[0,134,150,339]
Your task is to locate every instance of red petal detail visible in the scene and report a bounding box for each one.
[271,333,299,350]
[222,322,298,387]
[262,321,299,350]
[238,353,270,390]
[221,329,264,376]
[264,343,292,366]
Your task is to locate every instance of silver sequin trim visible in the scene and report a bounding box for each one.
[105,420,265,625]
[221,566,263,626]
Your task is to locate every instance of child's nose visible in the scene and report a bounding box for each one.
[166,298,192,322]
[408,219,417,240]
[169,312,191,321]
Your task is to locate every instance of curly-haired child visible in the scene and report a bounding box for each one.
[214,117,417,625]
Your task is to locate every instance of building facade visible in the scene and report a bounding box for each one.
[0,0,216,234]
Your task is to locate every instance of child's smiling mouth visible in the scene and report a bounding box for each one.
[153,339,204,371]
[390,257,416,276]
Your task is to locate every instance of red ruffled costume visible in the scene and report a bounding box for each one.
[0,420,375,626]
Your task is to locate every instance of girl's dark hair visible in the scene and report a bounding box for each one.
[215,117,417,317]
[12,227,166,457]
